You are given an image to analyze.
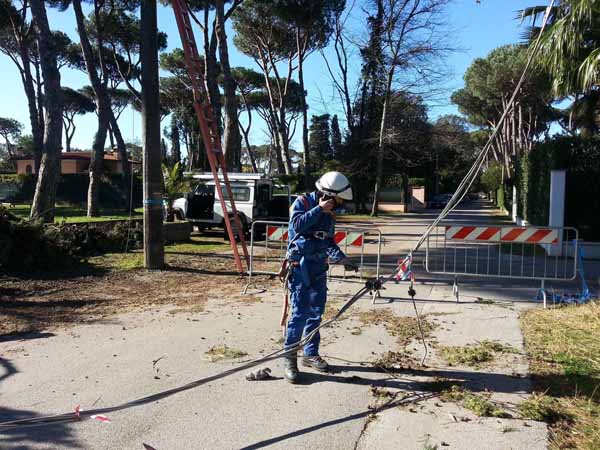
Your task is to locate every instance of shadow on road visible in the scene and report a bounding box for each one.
[240,357,537,449]
[0,357,82,449]
[0,331,55,345]
[239,390,437,450]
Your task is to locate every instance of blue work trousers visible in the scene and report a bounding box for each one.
[284,254,328,356]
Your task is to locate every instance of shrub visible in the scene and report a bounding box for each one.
[0,206,80,272]
[524,136,600,240]
[0,206,143,274]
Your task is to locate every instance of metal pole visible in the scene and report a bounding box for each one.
[376,230,382,278]
[359,232,364,281]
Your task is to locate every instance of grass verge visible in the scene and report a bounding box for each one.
[9,204,143,223]
[88,236,230,272]
[521,301,600,450]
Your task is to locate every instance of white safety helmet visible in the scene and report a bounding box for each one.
[315,171,353,201]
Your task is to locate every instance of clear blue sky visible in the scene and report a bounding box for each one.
[0,0,540,152]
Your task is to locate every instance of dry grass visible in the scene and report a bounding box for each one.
[440,385,510,418]
[440,340,519,367]
[356,308,435,347]
[322,301,349,322]
[204,345,248,362]
[521,301,600,450]
[372,350,418,371]
[0,253,275,336]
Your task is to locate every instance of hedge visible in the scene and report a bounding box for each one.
[0,173,142,208]
[518,136,600,241]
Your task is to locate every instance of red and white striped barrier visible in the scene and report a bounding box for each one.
[245,220,382,291]
[445,225,559,244]
[334,231,364,247]
[426,224,579,303]
[266,225,288,241]
[267,226,364,247]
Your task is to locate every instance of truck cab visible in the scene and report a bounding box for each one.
[173,172,290,234]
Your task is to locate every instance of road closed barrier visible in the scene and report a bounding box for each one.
[426,223,579,307]
[244,220,382,292]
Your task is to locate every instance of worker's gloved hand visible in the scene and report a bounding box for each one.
[319,197,336,214]
[342,257,358,272]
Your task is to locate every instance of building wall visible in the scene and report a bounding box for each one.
[76,160,89,173]
[14,158,122,175]
[16,160,34,175]
[62,160,78,174]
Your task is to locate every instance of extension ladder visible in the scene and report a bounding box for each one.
[171,0,249,273]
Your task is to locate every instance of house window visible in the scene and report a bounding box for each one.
[25,164,32,174]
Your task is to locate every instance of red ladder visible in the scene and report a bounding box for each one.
[171,0,249,273]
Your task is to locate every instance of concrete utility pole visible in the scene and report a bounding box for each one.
[140,0,164,269]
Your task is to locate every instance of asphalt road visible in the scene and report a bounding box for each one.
[1,201,549,450]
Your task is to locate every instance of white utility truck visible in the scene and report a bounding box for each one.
[173,172,290,237]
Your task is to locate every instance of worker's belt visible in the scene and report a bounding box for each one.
[307,231,329,240]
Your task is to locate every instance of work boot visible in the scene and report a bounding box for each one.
[283,355,299,384]
[301,355,329,372]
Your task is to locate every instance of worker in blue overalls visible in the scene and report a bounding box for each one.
[283,171,357,383]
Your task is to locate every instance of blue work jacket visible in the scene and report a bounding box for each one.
[287,191,345,264]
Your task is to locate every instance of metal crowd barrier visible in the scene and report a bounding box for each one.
[244,220,382,292]
[425,223,579,307]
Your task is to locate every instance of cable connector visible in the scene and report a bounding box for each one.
[365,278,382,293]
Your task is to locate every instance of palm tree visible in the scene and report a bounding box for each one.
[520,1,600,134]
[162,162,185,222]
[521,0,599,95]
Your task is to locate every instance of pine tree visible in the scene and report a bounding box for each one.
[330,114,342,160]
[308,114,331,173]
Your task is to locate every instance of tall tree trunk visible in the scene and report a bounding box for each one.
[215,0,242,171]
[279,130,291,174]
[34,58,45,146]
[371,71,393,217]
[73,0,112,217]
[202,14,222,135]
[17,41,43,173]
[170,117,181,165]
[268,115,285,174]
[29,0,62,223]
[108,121,115,149]
[277,110,292,175]
[239,95,258,173]
[240,129,258,173]
[297,35,310,188]
[109,111,131,211]
[64,121,74,152]
[140,0,164,269]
